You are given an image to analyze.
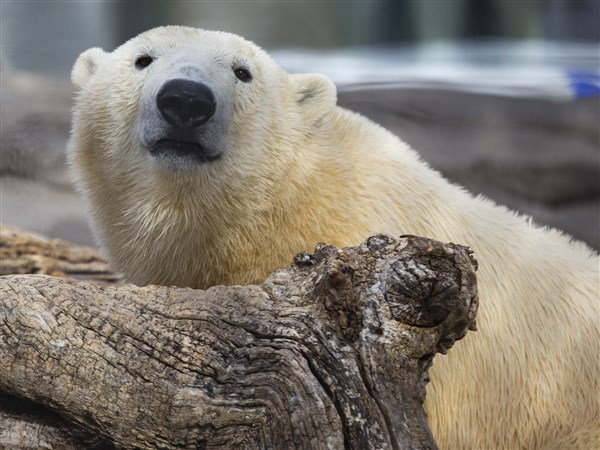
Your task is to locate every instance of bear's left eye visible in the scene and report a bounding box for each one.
[135,55,154,70]
[234,68,252,82]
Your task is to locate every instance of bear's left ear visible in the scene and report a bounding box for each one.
[71,47,108,89]
[292,73,337,125]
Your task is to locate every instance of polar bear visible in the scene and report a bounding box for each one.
[68,26,599,449]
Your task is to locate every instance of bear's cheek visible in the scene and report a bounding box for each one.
[228,89,286,154]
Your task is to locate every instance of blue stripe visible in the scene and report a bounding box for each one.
[566,71,600,98]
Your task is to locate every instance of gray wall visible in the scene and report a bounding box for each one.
[2,0,598,75]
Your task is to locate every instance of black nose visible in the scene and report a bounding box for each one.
[156,79,216,129]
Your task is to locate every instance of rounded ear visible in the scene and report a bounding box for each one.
[71,47,108,89]
[292,73,337,125]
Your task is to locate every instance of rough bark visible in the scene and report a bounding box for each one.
[0,226,478,449]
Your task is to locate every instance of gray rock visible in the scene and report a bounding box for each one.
[1,71,72,187]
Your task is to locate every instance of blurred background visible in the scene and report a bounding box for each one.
[1,0,599,248]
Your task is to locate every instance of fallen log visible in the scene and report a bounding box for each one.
[0,224,116,283]
[0,227,478,449]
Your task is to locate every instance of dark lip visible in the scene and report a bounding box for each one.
[149,139,221,164]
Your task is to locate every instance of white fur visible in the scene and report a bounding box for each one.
[69,26,600,449]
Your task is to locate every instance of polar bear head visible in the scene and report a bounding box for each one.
[68,26,338,286]
[70,26,336,175]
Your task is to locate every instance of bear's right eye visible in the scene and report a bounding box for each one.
[135,55,154,70]
[234,68,252,82]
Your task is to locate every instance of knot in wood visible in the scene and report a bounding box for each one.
[384,254,460,328]
[293,251,316,267]
[366,235,390,251]
[293,243,341,270]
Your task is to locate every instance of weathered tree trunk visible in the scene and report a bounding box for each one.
[0,226,478,449]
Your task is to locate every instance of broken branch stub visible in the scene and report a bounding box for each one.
[0,233,478,449]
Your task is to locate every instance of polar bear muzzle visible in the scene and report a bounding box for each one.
[148,78,221,165]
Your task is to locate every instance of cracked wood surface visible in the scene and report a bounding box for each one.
[0,229,478,449]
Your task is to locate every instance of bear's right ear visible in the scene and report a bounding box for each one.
[291,73,337,126]
[71,47,108,89]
